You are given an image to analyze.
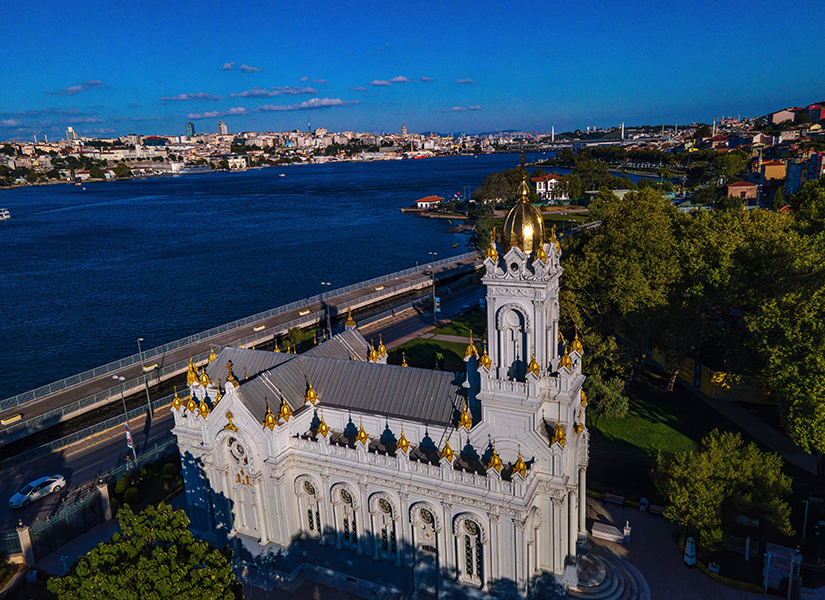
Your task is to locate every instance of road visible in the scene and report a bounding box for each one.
[0,281,485,531]
[0,254,480,441]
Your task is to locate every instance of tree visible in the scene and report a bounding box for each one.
[771,185,786,211]
[47,503,242,600]
[694,124,712,139]
[653,430,792,549]
[713,152,747,184]
[113,162,132,178]
[89,165,105,179]
[583,374,628,424]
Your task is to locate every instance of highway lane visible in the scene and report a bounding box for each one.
[0,255,480,437]
[0,280,484,531]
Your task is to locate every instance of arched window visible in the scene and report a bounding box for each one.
[340,488,357,544]
[294,477,322,538]
[378,498,396,554]
[304,480,321,532]
[463,520,483,584]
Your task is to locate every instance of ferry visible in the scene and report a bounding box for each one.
[0,208,10,221]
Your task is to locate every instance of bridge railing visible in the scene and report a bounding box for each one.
[0,251,478,412]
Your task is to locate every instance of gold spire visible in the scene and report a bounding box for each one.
[322,329,326,341]
[317,415,330,438]
[559,348,573,371]
[527,353,541,377]
[440,435,455,463]
[549,225,561,254]
[487,443,502,472]
[198,395,210,419]
[223,411,238,432]
[226,361,239,387]
[345,307,356,328]
[401,352,408,367]
[356,420,369,446]
[186,395,198,414]
[368,340,378,362]
[208,346,216,363]
[314,330,318,346]
[479,342,492,370]
[187,356,197,386]
[263,398,277,431]
[552,423,566,448]
[464,330,478,359]
[486,227,498,261]
[502,161,546,255]
[279,396,292,422]
[397,427,410,453]
[214,382,222,403]
[378,335,386,357]
[274,341,281,353]
[513,448,528,478]
[171,386,182,411]
[570,332,583,355]
[305,379,318,405]
[458,400,472,431]
[581,389,588,407]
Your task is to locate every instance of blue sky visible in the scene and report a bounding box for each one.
[1,0,821,140]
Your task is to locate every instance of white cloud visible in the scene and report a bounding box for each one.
[1,119,21,127]
[452,106,468,112]
[257,98,360,111]
[46,79,104,95]
[299,76,309,82]
[351,86,367,91]
[240,64,263,73]
[230,86,318,98]
[456,78,476,84]
[161,92,222,102]
[469,105,482,110]
[222,62,236,70]
[187,107,250,119]
[371,80,391,86]
[420,76,433,82]
[390,76,409,83]
[312,78,327,83]
[277,86,317,95]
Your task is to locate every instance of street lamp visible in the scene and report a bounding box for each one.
[137,338,153,416]
[320,282,332,338]
[428,252,438,325]
[112,375,137,463]
[802,499,810,539]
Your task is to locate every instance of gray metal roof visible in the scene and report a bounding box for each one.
[233,336,464,428]
[302,329,371,361]
[206,347,294,385]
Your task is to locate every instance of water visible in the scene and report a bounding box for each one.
[0,152,549,397]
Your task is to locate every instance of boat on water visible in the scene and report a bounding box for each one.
[0,208,10,221]
[170,162,213,175]
[279,174,286,178]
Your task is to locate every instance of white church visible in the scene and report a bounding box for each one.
[171,173,589,598]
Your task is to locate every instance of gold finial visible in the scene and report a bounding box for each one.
[458,400,472,431]
[559,348,573,371]
[305,378,318,405]
[550,225,560,253]
[479,342,492,370]
[317,415,329,438]
[314,330,318,346]
[345,307,356,328]
[208,346,216,363]
[397,427,410,453]
[226,361,238,386]
[513,446,528,478]
[527,353,541,377]
[581,389,587,407]
[356,420,369,446]
[378,335,386,357]
[551,423,566,448]
[199,367,211,387]
[187,356,197,386]
[263,398,277,431]
[322,329,326,341]
[214,382,222,403]
[570,332,583,355]
[186,394,198,413]
[486,227,498,261]
[279,396,292,422]
[368,340,378,362]
[575,407,584,434]
[534,244,547,263]
[198,395,210,419]
[274,341,280,353]
[171,386,182,411]
[464,330,478,359]
[244,366,248,380]
[558,329,565,344]
[223,411,238,432]
[440,435,455,463]
[401,352,408,367]
[487,442,502,472]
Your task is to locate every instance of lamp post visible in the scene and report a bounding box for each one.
[802,499,810,538]
[137,338,153,417]
[112,375,137,463]
[429,252,438,325]
[320,282,332,338]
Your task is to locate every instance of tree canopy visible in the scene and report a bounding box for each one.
[47,503,242,600]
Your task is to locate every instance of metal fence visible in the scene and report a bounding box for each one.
[0,251,477,412]
[0,527,21,555]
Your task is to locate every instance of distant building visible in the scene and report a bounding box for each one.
[218,120,228,135]
[186,122,195,138]
[415,195,443,210]
[807,104,825,124]
[727,182,758,200]
[65,127,78,142]
[531,174,566,204]
[761,161,786,181]
[770,109,796,125]
[401,122,407,136]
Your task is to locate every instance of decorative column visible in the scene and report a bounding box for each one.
[552,496,563,573]
[357,482,368,556]
[320,474,332,545]
[514,518,527,594]
[568,491,577,560]
[578,467,587,536]
[398,491,411,567]
[16,523,34,567]
[488,512,500,582]
[442,501,456,581]
[253,478,269,545]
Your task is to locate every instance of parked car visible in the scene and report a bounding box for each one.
[9,474,66,508]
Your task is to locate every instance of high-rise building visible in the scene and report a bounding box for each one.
[66,127,78,142]
[186,122,195,138]
[218,120,228,135]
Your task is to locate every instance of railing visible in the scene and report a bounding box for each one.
[0,527,21,554]
[0,251,477,412]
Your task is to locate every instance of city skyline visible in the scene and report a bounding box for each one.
[1,0,822,140]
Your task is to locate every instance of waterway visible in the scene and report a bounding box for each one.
[0,152,552,397]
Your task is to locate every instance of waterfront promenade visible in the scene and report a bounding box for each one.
[0,252,480,446]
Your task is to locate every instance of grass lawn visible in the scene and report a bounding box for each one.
[429,308,487,339]
[389,339,469,373]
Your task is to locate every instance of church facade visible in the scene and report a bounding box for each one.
[171,174,588,598]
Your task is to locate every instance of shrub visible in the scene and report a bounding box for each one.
[114,474,132,496]
[162,463,179,480]
[123,487,140,507]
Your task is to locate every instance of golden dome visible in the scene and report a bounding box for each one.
[305,379,318,405]
[208,346,216,363]
[279,397,292,422]
[274,341,281,353]
[199,368,211,387]
[317,416,330,438]
[479,342,492,370]
[552,423,566,448]
[559,349,572,371]
[368,341,378,362]
[356,420,369,446]
[487,444,502,473]
[345,308,356,328]
[186,395,198,414]
[534,244,547,263]
[513,449,528,478]
[486,227,498,261]
[171,387,182,411]
[527,353,540,377]
[401,352,408,367]
[457,401,472,431]
[570,332,583,355]
[464,331,478,359]
[440,437,455,463]
[263,398,277,431]
[198,395,210,419]
[378,335,386,357]
[502,173,545,255]
[397,428,410,453]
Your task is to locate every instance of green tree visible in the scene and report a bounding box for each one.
[694,124,712,139]
[90,165,105,179]
[47,503,242,600]
[653,430,792,549]
[771,185,786,211]
[583,374,628,424]
[114,162,132,178]
[713,152,747,184]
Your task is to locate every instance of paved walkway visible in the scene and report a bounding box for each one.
[587,499,771,600]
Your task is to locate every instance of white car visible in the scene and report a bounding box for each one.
[9,474,66,508]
